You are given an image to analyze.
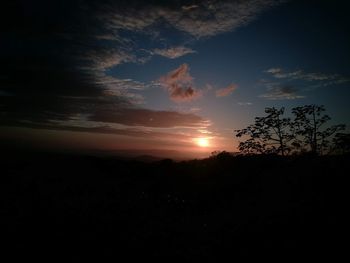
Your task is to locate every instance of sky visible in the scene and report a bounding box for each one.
[1,0,350,158]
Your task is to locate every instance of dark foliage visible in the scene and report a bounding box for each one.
[333,132,350,154]
[235,107,292,155]
[292,105,345,155]
[1,150,348,261]
[235,104,346,155]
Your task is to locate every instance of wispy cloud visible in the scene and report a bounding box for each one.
[4,120,204,142]
[260,84,305,100]
[92,73,149,105]
[1,94,209,130]
[265,68,350,87]
[0,0,286,137]
[159,64,201,102]
[153,46,196,59]
[238,102,253,106]
[83,49,135,70]
[90,0,286,77]
[216,84,238,97]
[90,108,208,128]
[181,5,199,11]
[163,1,286,38]
[101,1,285,39]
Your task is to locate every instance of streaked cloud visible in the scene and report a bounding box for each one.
[153,46,196,59]
[94,74,148,105]
[101,1,285,39]
[90,108,208,128]
[0,0,287,140]
[265,68,350,86]
[165,1,285,38]
[83,49,135,70]
[159,64,201,102]
[265,68,283,74]
[260,84,305,100]
[2,120,203,142]
[182,5,199,11]
[216,84,238,97]
[238,102,253,106]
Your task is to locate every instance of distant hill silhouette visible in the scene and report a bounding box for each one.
[1,149,348,261]
[96,148,209,160]
[0,139,208,160]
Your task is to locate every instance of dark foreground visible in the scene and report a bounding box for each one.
[1,151,348,261]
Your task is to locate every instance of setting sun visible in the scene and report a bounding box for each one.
[196,138,209,147]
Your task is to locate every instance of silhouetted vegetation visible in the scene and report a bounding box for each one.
[235,104,346,155]
[235,107,292,155]
[332,132,350,154]
[1,149,348,261]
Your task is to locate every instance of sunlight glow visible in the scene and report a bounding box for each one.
[196,137,209,147]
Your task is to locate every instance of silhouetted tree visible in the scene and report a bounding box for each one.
[235,104,346,155]
[210,151,233,160]
[291,105,345,155]
[332,132,350,154]
[235,107,293,156]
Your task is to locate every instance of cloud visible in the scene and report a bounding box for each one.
[0,1,283,137]
[159,64,201,102]
[265,68,283,74]
[7,121,197,141]
[238,102,253,106]
[1,94,208,131]
[164,0,285,38]
[159,64,192,87]
[216,84,238,97]
[93,73,148,105]
[265,68,308,79]
[182,5,199,11]
[99,0,286,39]
[259,85,305,100]
[84,49,135,70]
[264,68,350,86]
[153,46,196,59]
[90,108,208,128]
[169,85,201,102]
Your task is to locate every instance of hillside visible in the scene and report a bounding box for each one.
[1,152,348,261]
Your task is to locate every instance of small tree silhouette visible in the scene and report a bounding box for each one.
[235,107,293,156]
[291,105,345,155]
[235,104,346,155]
[332,132,350,154]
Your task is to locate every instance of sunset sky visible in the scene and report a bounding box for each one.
[1,0,350,158]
